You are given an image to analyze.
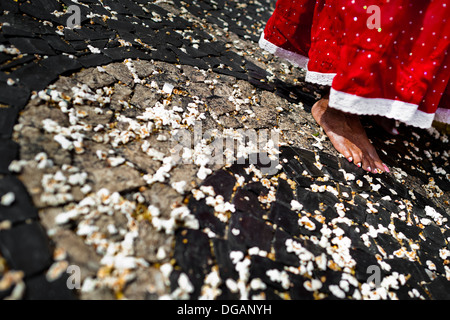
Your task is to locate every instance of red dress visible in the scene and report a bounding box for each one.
[259,0,450,128]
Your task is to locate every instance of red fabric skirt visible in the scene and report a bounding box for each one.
[259,0,450,128]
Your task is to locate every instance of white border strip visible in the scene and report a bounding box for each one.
[434,107,450,125]
[259,33,446,128]
[403,109,437,128]
[259,33,337,86]
[258,33,309,69]
[330,88,435,129]
[305,70,336,86]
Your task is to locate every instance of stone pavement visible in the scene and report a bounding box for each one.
[0,0,449,300]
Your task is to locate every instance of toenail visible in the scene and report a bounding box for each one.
[383,164,390,173]
[356,162,361,167]
[348,157,353,162]
[367,166,371,172]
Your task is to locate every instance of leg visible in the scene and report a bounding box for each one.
[311,96,389,174]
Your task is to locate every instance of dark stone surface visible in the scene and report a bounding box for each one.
[212,238,239,281]
[9,62,58,92]
[273,229,301,267]
[24,273,77,300]
[269,202,301,237]
[202,170,236,202]
[188,198,226,238]
[0,139,18,174]
[7,37,56,55]
[232,189,267,220]
[0,176,39,224]
[0,107,20,140]
[76,53,113,68]
[0,83,30,109]
[0,221,53,277]
[426,276,450,300]
[174,228,213,298]
[180,143,449,299]
[40,55,82,76]
[228,211,274,252]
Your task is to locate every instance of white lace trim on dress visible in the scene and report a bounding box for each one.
[305,70,336,86]
[259,33,309,69]
[435,107,450,125]
[259,34,443,129]
[330,89,435,129]
[403,109,436,129]
[259,33,338,86]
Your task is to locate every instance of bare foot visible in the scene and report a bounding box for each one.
[312,97,389,174]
